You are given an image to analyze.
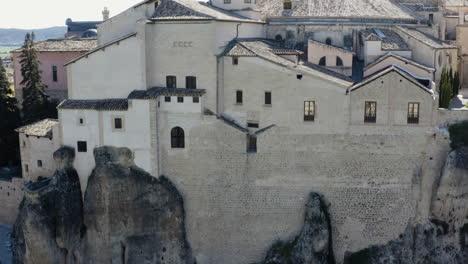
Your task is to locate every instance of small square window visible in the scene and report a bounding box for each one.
[114,118,123,129]
[178,97,184,103]
[233,57,239,65]
[265,92,272,105]
[193,96,199,103]
[283,1,292,10]
[77,141,87,152]
[224,0,231,3]
[37,160,42,167]
[78,117,85,126]
[297,74,303,80]
[248,122,259,128]
[165,96,171,102]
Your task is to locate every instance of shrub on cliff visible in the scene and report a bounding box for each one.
[448,121,468,150]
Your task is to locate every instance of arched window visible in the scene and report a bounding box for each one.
[336,56,343,66]
[275,34,283,41]
[325,38,332,45]
[319,56,326,66]
[171,127,185,148]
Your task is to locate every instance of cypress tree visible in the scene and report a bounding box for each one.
[19,32,55,124]
[439,68,453,109]
[453,71,460,97]
[0,59,21,166]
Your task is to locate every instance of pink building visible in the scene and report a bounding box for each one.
[11,39,97,104]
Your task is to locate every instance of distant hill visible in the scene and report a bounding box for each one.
[0,27,67,46]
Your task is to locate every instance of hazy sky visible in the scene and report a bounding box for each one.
[0,0,140,29]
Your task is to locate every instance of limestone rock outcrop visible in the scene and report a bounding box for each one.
[12,146,194,264]
[258,192,334,264]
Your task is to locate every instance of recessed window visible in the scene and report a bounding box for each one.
[364,101,377,123]
[193,96,199,103]
[325,38,332,45]
[297,74,303,80]
[171,127,185,148]
[37,160,42,167]
[304,101,315,121]
[232,57,239,65]
[52,65,58,82]
[114,118,123,130]
[283,1,292,10]
[155,1,159,9]
[177,97,184,103]
[165,96,171,102]
[275,35,283,41]
[25,164,29,172]
[265,92,272,105]
[77,141,87,152]
[224,0,231,3]
[247,135,257,153]
[236,90,243,104]
[186,76,196,89]
[428,14,434,24]
[319,56,326,66]
[248,122,259,128]
[408,102,420,124]
[166,75,176,88]
[336,56,343,66]
[78,118,84,125]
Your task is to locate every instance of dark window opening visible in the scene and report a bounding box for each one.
[77,141,87,152]
[428,14,434,24]
[319,56,326,66]
[364,101,377,123]
[304,101,315,121]
[224,0,231,3]
[247,135,257,153]
[114,118,123,129]
[236,90,243,104]
[336,56,343,66]
[37,160,42,167]
[275,35,283,41]
[52,65,58,82]
[325,38,332,45]
[25,165,28,172]
[408,103,420,124]
[186,76,196,89]
[171,127,185,148]
[79,118,84,125]
[193,96,199,103]
[166,76,176,88]
[155,1,159,9]
[232,57,238,65]
[265,92,272,105]
[248,122,259,128]
[177,97,184,103]
[297,74,303,80]
[165,96,171,102]
[283,1,292,10]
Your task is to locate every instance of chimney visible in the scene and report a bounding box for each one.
[102,7,110,21]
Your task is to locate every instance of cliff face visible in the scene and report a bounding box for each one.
[12,146,193,264]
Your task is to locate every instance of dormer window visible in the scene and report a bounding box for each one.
[283,1,292,10]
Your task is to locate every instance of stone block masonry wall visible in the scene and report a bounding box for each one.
[156,113,450,264]
[0,178,23,226]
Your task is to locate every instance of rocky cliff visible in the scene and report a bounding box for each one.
[12,146,194,264]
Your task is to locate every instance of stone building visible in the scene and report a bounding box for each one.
[15,0,468,263]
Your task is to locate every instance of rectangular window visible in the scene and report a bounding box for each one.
[247,135,257,153]
[232,57,238,65]
[245,0,251,3]
[224,0,231,3]
[114,118,123,129]
[193,96,199,103]
[52,65,58,82]
[166,76,176,88]
[25,164,28,172]
[79,118,84,125]
[177,97,184,103]
[186,76,196,89]
[304,101,315,121]
[283,1,292,10]
[236,90,243,104]
[248,122,259,128]
[37,160,42,167]
[364,101,377,123]
[77,141,87,152]
[408,102,420,124]
[165,96,171,102]
[265,92,272,105]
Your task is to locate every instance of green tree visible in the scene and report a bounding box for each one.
[453,71,460,97]
[0,59,21,166]
[439,68,453,108]
[19,32,56,124]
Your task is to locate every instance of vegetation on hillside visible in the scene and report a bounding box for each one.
[448,121,468,150]
[438,68,460,109]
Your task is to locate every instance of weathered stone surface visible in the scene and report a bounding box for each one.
[80,146,194,264]
[258,192,334,264]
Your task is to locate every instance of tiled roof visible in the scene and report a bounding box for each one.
[257,0,417,20]
[150,0,263,23]
[12,39,97,53]
[364,53,435,73]
[445,0,468,6]
[15,119,59,137]
[223,39,353,84]
[308,39,355,53]
[58,99,129,111]
[361,29,410,51]
[396,27,458,49]
[128,87,206,99]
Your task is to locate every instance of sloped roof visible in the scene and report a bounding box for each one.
[223,39,353,84]
[12,39,97,53]
[361,28,410,51]
[58,99,129,111]
[150,0,263,23]
[445,0,468,7]
[397,27,458,49]
[257,0,417,20]
[129,87,206,99]
[364,53,435,73]
[15,119,59,137]
[308,39,355,54]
